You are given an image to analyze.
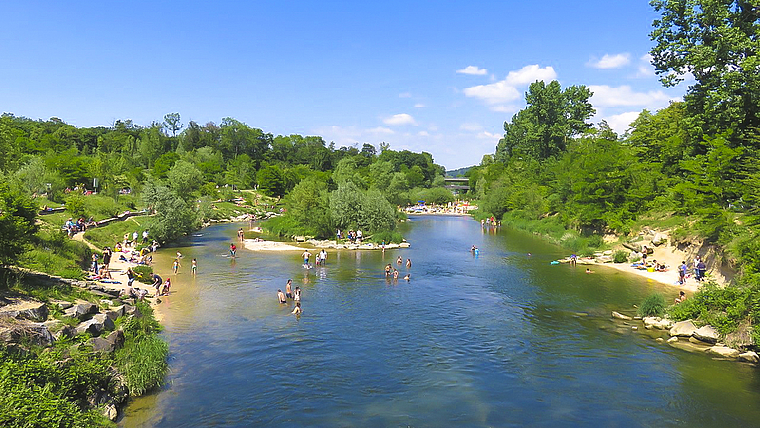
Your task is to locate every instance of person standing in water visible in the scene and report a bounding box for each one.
[292,302,302,315]
[229,243,237,257]
[285,279,293,299]
[294,287,301,302]
[396,256,402,265]
[277,289,287,304]
[191,258,197,276]
[406,258,412,268]
[320,249,327,265]
[238,228,245,241]
[172,258,180,274]
[302,250,312,266]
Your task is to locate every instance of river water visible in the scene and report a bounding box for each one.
[120,216,760,427]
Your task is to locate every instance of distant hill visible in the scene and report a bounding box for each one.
[446,166,474,177]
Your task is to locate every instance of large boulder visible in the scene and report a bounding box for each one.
[105,306,125,321]
[88,337,116,353]
[0,301,49,322]
[106,329,125,351]
[693,325,720,344]
[643,317,674,330]
[725,323,755,351]
[75,314,115,337]
[707,345,740,358]
[65,302,99,321]
[55,325,77,340]
[0,322,54,347]
[738,351,759,364]
[669,320,698,337]
[651,233,668,246]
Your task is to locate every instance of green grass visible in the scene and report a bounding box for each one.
[114,302,168,396]
[83,215,153,249]
[19,230,92,280]
[638,293,666,317]
[498,212,606,256]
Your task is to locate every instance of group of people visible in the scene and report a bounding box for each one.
[277,279,302,315]
[480,216,500,228]
[64,217,91,236]
[336,229,362,243]
[384,256,411,281]
[678,256,707,284]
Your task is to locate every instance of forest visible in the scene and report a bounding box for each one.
[468,0,760,341]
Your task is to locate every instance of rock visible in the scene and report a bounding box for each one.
[55,325,76,340]
[693,325,720,344]
[399,242,411,248]
[669,320,698,337]
[103,403,119,421]
[101,299,114,307]
[88,337,116,353]
[738,351,760,364]
[631,326,638,331]
[106,329,125,351]
[656,337,664,342]
[105,306,125,321]
[667,337,679,343]
[0,301,49,322]
[642,317,672,330]
[0,322,54,346]
[75,314,114,337]
[633,316,642,320]
[124,304,142,318]
[66,302,99,321]
[707,345,741,358]
[612,311,632,320]
[651,232,668,246]
[725,323,755,351]
[603,250,613,255]
[689,337,703,344]
[51,300,73,310]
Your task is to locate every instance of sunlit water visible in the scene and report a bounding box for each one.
[120,216,760,427]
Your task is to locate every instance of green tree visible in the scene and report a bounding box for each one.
[257,164,286,198]
[0,182,38,268]
[163,113,182,137]
[141,183,198,243]
[496,80,595,161]
[650,0,760,141]
[167,160,204,198]
[329,182,364,229]
[286,177,331,237]
[360,189,396,232]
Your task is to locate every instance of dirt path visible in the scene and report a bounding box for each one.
[72,232,100,251]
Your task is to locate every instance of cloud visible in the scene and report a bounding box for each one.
[589,85,673,108]
[477,131,501,139]
[414,103,425,108]
[588,53,631,69]
[417,131,430,136]
[368,126,394,135]
[398,92,412,98]
[463,64,557,107]
[634,53,655,78]
[603,111,641,134]
[459,123,483,132]
[382,113,417,126]
[456,65,488,75]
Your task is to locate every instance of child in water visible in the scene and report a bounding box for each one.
[172,259,180,274]
[230,243,237,257]
[191,258,197,276]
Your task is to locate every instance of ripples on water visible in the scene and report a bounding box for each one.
[121,218,760,427]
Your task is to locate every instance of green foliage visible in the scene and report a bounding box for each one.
[114,302,167,396]
[666,282,760,335]
[0,350,114,428]
[132,265,154,284]
[257,164,287,198]
[638,293,666,317]
[0,182,39,267]
[368,230,404,244]
[21,230,91,279]
[167,160,204,198]
[613,250,628,263]
[141,182,199,243]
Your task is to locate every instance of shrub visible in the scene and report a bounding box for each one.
[132,265,154,284]
[638,293,666,317]
[114,302,167,396]
[368,230,404,244]
[613,250,628,263]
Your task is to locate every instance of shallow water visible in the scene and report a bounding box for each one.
[120,216,760,427]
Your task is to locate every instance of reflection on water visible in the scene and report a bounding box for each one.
[120,217,760,427]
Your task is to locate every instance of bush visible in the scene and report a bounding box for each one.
[613,250,628,263]
[114,302,167,396]
[132,265,154,284]
[638,293,666,317]
[368,230,404,244]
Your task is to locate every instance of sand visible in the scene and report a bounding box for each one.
[242,239,306,251]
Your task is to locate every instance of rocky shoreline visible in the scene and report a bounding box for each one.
[609,311,758,364]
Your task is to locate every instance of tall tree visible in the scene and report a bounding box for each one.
[650,0,760,142]
[163,113,182,137]
[496,80,595,162]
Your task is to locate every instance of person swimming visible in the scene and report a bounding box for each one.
[406,258,412,268]
[385,264,392,277]
[403,274,410,281]
[292,302,302,315]
[396,256,402,265]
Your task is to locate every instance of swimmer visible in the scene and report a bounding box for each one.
[285,279,293,299]
[385,264,392,277]
[396,256,402,265]
[277,289,287,304]
[585,268,594,274]
[292,302,302,315]
[176,251,183,259]
[471,245,477,252]
[294,287,301,302]
[403,274,410,281]
[393,269,399,280]
[406,258,412,268]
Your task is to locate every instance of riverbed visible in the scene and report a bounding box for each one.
[120,216,760,427]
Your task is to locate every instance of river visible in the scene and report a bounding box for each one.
[120,216,760,427]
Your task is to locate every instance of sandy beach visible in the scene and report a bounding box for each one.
[243,239,306,251]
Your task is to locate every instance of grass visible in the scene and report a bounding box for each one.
[19,230,92,280]
[497,212,606,256]
[638,293,666,317]
[83,215,153,249]
[114,302,168,396]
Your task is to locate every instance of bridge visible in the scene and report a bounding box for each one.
[444,177,469,193]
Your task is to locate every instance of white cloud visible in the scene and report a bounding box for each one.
[414,103,425,108]
[588,53,631,69]
[491,105,519,113]
[418,131,430,136]
[382,113,417,126]
[456,65,488,75]
[459,123,483,131]
[634,53,655,78]
[603,111,641,134]
[477,131,501,139]
[463,64,557,107]
[399,92,412,98]
[589,85,674,108]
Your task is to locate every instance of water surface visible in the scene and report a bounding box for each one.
[120,216,760,427]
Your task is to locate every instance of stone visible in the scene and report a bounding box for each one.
[88,337,116,353]
[689,337,703,344]
[55,325,76,340]
[667,337,678,343]
[631,326,638,331]
[399,242,411,248]
[612,311,632,320]
[103,403,118,421]
[656,337,664,342]
[106,329,125,351]
[101,299,114,307]
[738,351,759,364]
[669,320,698,337]
[0,322,54,346]
[75,314,114,337]
[52,300,73,310]
[707,345,741,358]
[105,306,125,321]
[651,232,668,246]
[725,323,755,351]
[67,302,99,320]
[0,301,49,322]
[693,325,720,344]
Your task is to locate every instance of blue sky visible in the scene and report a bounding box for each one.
[0,1,689,169]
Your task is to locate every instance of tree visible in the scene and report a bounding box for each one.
[0,182,38,267]
[286,177,331,237]
[650,0,760,141]
[329,182,364,229]
[257,165,286,197]
[496,80,595,162]
[360,190,396,232]
[141,183,198,243]
[167,160,204,198]
[163,113,182,137]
